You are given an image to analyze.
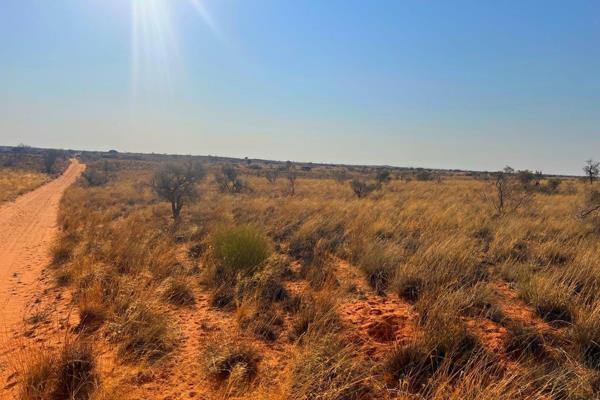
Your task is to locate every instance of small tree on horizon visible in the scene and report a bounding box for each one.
[43,149,61,174]
[152,160,206,222]
[583,159,600,185]
[285,161,297,195]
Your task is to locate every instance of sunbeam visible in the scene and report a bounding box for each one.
[130,0,181,98]
[188,0,223,39]
[130,0,220,98]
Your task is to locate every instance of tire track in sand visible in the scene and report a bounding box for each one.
[0,160,84,346]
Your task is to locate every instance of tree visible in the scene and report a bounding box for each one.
[376,169,391,184]
[484,170,532,215]
[579,189,600,218]
[43,149,61,173]
[332,169,349,184]
[264,168,278,184]
[516,170,535,187]
[283,161,298,195]
[287,167,297,196]
[583,159,600,185]
[152,160,206,222]
[216,164,244,193]
[350,179,379,198]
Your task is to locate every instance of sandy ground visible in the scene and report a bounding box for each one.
[0,160,84,392]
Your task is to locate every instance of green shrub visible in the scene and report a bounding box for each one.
[213,226,271,280]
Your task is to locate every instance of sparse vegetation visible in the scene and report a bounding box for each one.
[152,159,206,221]
[20,152,600,399]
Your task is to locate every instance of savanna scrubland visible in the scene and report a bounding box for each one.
[0,149,67,203]
[16,152,600,399]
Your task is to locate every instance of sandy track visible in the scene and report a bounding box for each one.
[0,160,84,334]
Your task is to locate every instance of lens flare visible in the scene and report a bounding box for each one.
[130,0,220,98]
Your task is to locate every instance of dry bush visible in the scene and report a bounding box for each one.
[21,340,98,400]
[355,240,401,295]
[503,319,547,359]
[159,277,196,306]
[572,304,600,369]
[0,169,50,203]
[287,334,372,400]
[108,299,174,362]
[290,295,341,340]
[236,298,284,341]
[518,275,574,324]
[201,340,259,386]
[382,343,436,392]
[45,158,600,398]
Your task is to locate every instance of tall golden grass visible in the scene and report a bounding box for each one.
[28,158,600,399]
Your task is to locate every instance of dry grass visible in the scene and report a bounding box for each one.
[0,169,49,203]
[31,157,600,399]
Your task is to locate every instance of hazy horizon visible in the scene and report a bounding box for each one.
[1,1,599,175]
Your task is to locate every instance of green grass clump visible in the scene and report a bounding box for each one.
[213,226,271,279]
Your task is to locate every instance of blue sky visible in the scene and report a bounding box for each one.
[0,0,599,174]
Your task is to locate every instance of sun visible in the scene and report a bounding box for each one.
[130,0,220,96]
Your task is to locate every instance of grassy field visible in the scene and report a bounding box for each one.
[0,169,50,203]
[20,156,600,399]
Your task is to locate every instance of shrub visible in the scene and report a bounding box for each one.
[383,343,435,392]
[53,341,97,400]
[356,241,399,295]
[77,301,106,333]
[215,164,246,193]
[503,319,546,359]
[236,301,284,342]
[21,341,98,400]
[519,276,574,324]
[291,296,341,340]
[350,179,378,198]
[288,334,371,400]
[81,167,109,187]
[572,305,600,369]
[161,278,195,306]
[212,226,271,281]
[109,301,173,362]
[202,341,259,384]
[152,160,206,221]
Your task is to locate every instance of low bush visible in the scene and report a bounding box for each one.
[382,343,435,392]
[519,276,574,324]
[202,341,259,385]
[161,278,196,306]
[356,241,400,295]
[503,319,546,359]
[21,340,98,400]
[291,296,341,340]
[572,304,600,369]
[288,334,371,400]
[211,226,271,282]
[109,301,173,362]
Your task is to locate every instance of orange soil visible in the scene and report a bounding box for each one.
[0,160,85,394]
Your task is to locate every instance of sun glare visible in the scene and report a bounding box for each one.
[130,0,219,97]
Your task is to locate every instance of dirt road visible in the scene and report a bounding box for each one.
[0,160,84,333]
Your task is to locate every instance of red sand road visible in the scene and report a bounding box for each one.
[0,160,84,334]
